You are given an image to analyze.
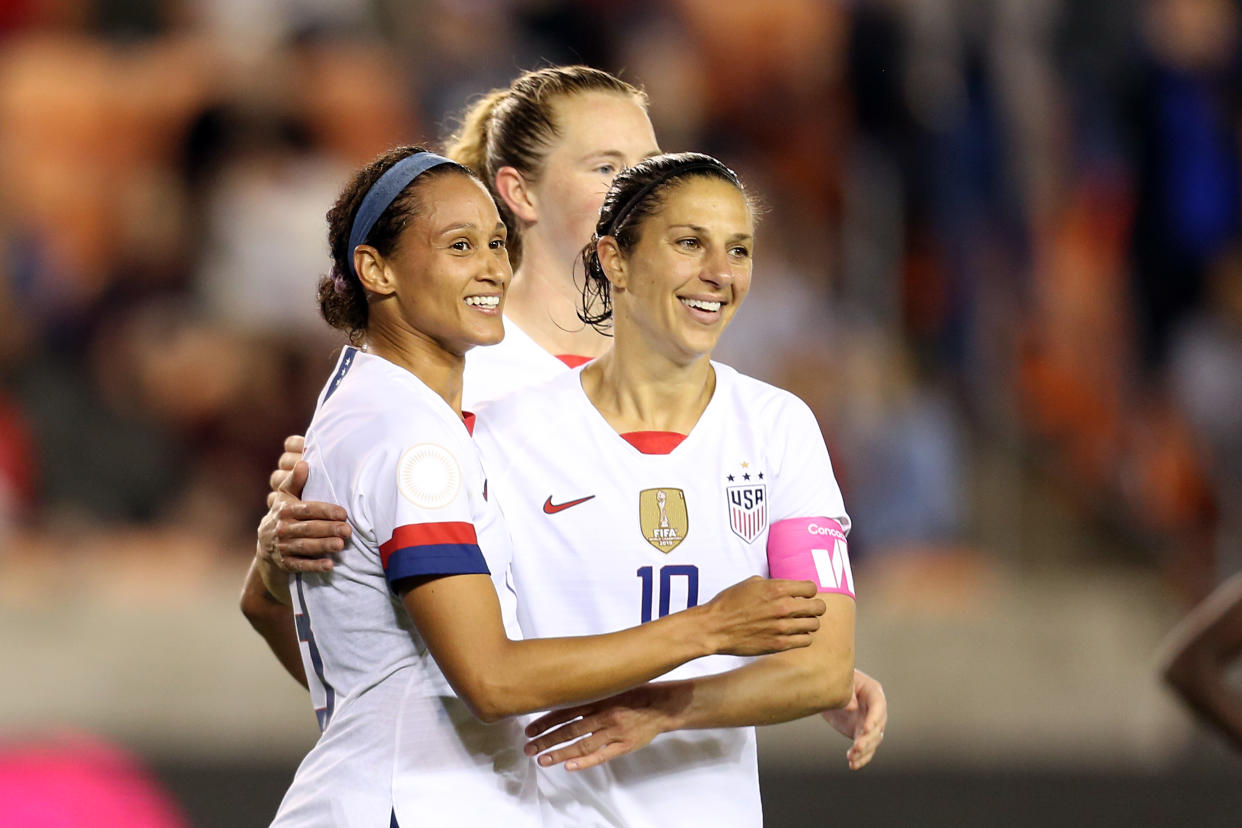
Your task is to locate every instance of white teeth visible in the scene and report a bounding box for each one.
[681,298,722,312]
[465,296,500,308]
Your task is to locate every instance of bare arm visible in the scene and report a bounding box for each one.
[401,572,827,724]
[524,593,860,770]
[239,556,307,688]
[649,592,855,725]
[1160,572,1242,753]
[240,439,347,688]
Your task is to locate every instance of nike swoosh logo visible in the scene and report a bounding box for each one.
[543,495,596,514]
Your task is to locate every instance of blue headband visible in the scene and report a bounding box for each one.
[348,152,456,277]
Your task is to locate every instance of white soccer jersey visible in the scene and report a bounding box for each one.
[463,316,585,409]
[473,362,849,828]
[273,347,538,828]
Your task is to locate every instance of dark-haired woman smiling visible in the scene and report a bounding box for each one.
[474,153,858,827]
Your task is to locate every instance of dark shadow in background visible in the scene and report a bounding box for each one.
[154,761,1242,827]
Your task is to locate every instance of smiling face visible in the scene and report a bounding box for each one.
[371,172,511,356]
[526,91,660,268]
[606,176,754,365]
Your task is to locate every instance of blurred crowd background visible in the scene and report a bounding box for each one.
[2,0,1241,825]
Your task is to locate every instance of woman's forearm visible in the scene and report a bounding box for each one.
[404,574,824,723]
[485,609,723,719]
[240,558,308,689]
[655,594,855,730]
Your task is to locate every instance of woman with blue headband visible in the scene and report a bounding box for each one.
[258,145,828,827]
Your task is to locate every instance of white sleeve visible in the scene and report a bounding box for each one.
[767,396,850,532]
[357,423,490,589]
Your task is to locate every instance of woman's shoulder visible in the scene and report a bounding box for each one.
[475,367,582,426]
[711,361,815,419]
[317,356,474,454]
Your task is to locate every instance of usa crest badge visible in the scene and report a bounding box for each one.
[727,484,767,543]
[639,488,688,553]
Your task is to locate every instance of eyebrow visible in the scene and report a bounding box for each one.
[580,150,626,163]
[436,222,506,236]
[579,149,662,164]
[668,223,753,242]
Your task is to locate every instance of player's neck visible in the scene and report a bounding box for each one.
[581,346,715,435]
[363,325,466,413]
[504,243,611,358]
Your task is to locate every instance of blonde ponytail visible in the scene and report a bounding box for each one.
[445,89,509,180]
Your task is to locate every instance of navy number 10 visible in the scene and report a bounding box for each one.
[636,564,700,623]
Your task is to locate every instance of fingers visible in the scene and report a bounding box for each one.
[280,499,349,525]
[526,707,588,739]
[538,737,627,772]
[273,554,337,574]
[768,578,820,599]
[269,504,350,563]
[525,717,594,756]
[847,723,885,770]
[776,616,821,635]
[860,692,887,736]
[847,719,885,771]
[269,468,292,493]
[268,435,306,494]
[758,580,826,615]
[781,596,827,618]
[839,671,886,770]
[526,724,636,772]
[535,739,621,772]
[281,460,310,498]
[277,518,350,541]
[851,670,886,770]
[258,494,349,573]
[279,536,346,558]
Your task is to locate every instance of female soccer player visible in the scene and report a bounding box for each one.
[249,65,886,771]
[471,152,857,826]
[262,145,829,827]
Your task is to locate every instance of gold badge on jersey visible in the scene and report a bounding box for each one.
[639,488,689,553]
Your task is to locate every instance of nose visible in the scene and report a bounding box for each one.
[480,247,512,287]
[699,245,734,289]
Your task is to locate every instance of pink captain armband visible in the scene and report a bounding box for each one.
[767,517,856,598]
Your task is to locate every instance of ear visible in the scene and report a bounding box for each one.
[596,235,627,291]
[354,245,397,296]
[494,166,538,224]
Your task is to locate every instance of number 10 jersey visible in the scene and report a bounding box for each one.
[473,362,849,828]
